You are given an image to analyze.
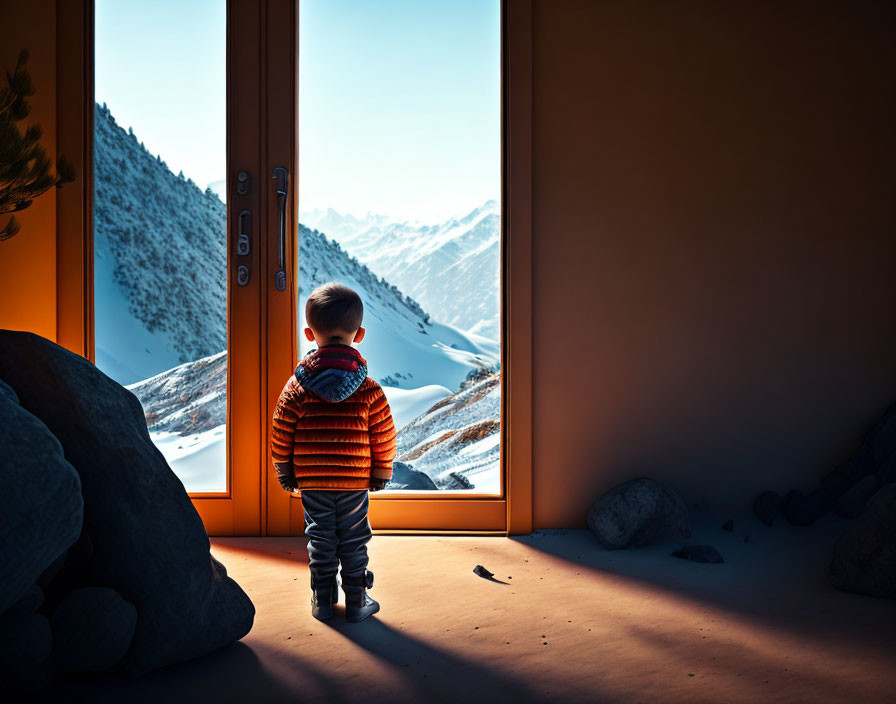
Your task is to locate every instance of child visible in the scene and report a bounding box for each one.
[271,282,396,622]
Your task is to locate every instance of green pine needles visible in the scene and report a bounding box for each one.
[0,49,75,242]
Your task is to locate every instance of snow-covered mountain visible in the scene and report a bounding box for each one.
[128,352,227,493]
[395,369,501,493]
[95,102,501,492]
[297,224,498,391]
[94,102,227,385]
[95,101,497,391]
[300,201,501,339]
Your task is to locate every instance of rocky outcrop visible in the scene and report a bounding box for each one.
[0,331,254,680]
[587,477,691,550]
[387,461,438,490]
[828,484,896,599]
[778,404,896,527]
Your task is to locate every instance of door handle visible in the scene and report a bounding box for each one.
[272,167,288,291]
[237,210,251,256]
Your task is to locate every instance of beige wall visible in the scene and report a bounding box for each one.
[531,0,896,526]
[0,0,58,340]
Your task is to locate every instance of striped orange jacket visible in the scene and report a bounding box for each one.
[271,347,396,492]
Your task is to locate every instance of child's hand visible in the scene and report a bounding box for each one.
[369,477,388,492]
[274,462,298,492]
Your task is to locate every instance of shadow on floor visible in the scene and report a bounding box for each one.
[38,641,334,704]
[510,510,896,648]
[322,614,563,704]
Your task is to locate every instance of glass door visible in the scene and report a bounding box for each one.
[93,0,265,533]
[90,0,512,534]
[280,0,505,530]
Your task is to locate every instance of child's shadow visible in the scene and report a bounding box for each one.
[323,615,557,704]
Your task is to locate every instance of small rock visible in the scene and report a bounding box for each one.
[587,477,691,550]
[752,491,780,526]
[473,565,494,579]
[671,545,724,563]
[387,461,438,490]
[446,471,474,490]
[836,474,881,519]
[782,488,832,526]
[721,519,734,532]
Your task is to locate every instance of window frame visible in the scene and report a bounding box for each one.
[58,0,532,535]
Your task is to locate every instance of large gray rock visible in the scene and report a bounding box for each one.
[0,589,53,689]
[387,461,438,490]
[828,484,896,598]
[51,587,138,673]
[0,379,83,615]
[0,331,254,676]
[587,477,691,550]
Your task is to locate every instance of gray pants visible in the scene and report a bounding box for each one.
[302,489,372,583]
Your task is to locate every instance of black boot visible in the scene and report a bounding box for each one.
[341,569,379,623]
[310,575,339,621]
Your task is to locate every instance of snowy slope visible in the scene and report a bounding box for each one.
[300,201,501,339]
[94,102,227,385]
[95,102,500,493]
[395,370,501,493]
[127,351,227,492]
[379,384,452,430]
[296,225,498,391]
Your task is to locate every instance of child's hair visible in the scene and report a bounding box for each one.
[305,282,364,334]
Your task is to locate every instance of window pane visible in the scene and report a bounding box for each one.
[298,0,502,493]
[93,0,227,492]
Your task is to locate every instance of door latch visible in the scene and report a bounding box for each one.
[237,171,250,196]
[237,210,251,256]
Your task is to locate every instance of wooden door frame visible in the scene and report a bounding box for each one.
[56,0,533,536]
[265,0,534,535]
[58,0,266,534]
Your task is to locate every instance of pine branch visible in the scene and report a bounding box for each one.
[0,48,73,241]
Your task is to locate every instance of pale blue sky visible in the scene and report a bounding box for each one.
[95,0,500,223]
[95,0,227,191]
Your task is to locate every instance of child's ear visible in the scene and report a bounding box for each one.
[304,327,316,342]
[353,327,366,343]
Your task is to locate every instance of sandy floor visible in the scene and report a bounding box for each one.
[43,510,896,703]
